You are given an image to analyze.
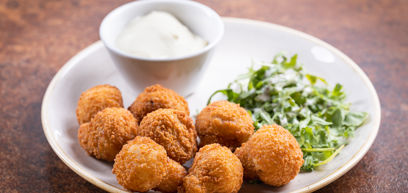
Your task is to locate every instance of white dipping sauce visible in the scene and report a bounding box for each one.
[116,11,208,58]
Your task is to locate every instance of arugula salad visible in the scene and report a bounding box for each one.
[208,53,368,171]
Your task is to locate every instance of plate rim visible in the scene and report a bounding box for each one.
[41,17,381,193]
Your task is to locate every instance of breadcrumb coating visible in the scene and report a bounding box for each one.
[157,158,187,193]
[76,84,123,124]
[234,125,304,186]
[195,100,254,150]
[113,136,168,192]
[128,84,189,124]
[138,109,197,164]
[77,107,137,161]
[179,144,243,193]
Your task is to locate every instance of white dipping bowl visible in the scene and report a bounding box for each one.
[99,0,224,96]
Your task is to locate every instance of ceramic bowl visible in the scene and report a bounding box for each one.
[99,0,224,96]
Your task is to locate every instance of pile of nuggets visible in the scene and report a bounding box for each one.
[76,84,304,193]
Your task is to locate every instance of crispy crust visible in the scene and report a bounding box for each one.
[77,107,137,161]
[157,158,187,193]
[179,144,243,193]
[113,136,168,192]
[76,84,123,125]
[235,125,304,186]
[138,108,197,164]
[195,100,254,150]
[234,145,258,179]
[128,84,189,124]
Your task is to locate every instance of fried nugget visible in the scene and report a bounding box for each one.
[179,144,243,193]
[113,136,168,192]
[76,84,123,124]
[128,84,189,124]
[195,100,254,150]
[234,125,304,186]
[138,108,197,164]
[78,107,137,161]
[157,158,187,193]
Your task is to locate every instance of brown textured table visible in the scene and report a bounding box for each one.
[1,0,407,192]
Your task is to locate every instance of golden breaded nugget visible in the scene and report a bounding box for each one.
[76,84,123,124]
[157,158,187,193]
[78,107,137,161]
[179,144,243,193]
[139,109,197,164]
[128,84,189,124]
[195,100,254,150]
[113,136,168,192]
[235,125,303,186]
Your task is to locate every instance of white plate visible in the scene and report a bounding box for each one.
[42,18,381,193]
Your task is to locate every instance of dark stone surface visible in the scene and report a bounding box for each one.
[0,0,406,192]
